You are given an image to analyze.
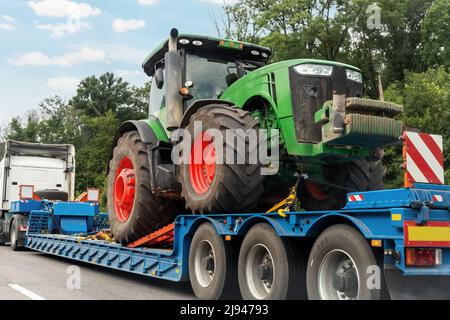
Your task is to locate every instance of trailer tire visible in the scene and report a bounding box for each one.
[238,223,305,300]
[189,222,239,300]
[306,224,381,300]
[108,131,180,244]
[10,219,21,252]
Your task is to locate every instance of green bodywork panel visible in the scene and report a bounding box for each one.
[141,34,402,164]
[220,59,370,159]
[143,117,169,143]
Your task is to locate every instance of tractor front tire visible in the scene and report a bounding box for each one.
[107,131,179,244]
[299,159,385,211]
[179,105,265,214]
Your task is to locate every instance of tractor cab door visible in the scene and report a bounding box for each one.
[149,67,167,128]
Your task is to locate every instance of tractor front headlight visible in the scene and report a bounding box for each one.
[346,69,363,83]
[294,64,334,77]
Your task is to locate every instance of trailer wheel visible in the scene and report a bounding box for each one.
[189,222,239,300]
[10,219,20,252]
[306,224,380,300]
[238,223,305,300]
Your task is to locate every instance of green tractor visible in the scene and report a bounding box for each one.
[107,29,403,244]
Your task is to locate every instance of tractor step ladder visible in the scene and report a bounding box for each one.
[127,223,175,249]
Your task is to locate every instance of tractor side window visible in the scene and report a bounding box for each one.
[149,75,166,117]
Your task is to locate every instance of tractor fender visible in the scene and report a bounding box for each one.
[180,99,234,128]
[107,119,179,194]
[107,119,159,174]
[116,119,159,145]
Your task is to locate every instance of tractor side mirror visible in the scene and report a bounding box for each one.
[155,68,164,89]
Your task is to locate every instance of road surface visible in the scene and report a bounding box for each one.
[0,245,195,300]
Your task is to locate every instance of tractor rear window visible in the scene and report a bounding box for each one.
[185,54,237,104]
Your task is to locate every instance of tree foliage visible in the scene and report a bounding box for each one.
[2,73,150,199]
[1,0,448,200]
[221,0,449,186]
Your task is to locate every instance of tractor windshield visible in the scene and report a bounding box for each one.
[186,54,235,103]
[185,54,257,105]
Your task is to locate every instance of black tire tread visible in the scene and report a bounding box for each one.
[306,224,381,300]
[108,131,179,244]
[299,158,385,211]
[180,105,265,213]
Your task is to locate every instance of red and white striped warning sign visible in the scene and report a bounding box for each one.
[404,132,444,185]
[432,194,444,202]
[348,194,364,202]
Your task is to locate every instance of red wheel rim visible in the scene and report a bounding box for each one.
[189,132,216,195]
[305,180,330,201]
[114,156,136,223]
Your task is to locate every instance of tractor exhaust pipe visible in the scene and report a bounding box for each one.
[168,28,178,53]
[165,28,183,131]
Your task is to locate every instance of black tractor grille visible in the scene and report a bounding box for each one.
[289,65,363,143]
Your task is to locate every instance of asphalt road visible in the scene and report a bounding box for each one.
[0,245,195,300]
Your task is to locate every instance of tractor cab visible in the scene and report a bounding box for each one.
[142,32,272,125]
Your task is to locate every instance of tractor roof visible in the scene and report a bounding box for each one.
[142,34,272,77]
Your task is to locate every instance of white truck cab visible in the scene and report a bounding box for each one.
[0,140,75,213]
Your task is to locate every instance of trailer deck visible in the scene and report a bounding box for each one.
[24,183,450,295]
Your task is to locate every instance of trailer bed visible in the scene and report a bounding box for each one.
[24,184,450,299]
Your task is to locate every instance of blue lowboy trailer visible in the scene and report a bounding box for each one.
[17,182,450,300]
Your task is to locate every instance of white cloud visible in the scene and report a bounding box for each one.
[8,45,148,68]
[107,45,148,64]
[115,69,143,77]
[0,15,17,30]
[0,23,16,30]
[112,19,146,33]
[28,0,101,18]
[8,47,106,67]
[200,0,238,4]
[138,0,159,5]
[1,15,16,23]
[47,77,79,92]
[36,21,90,37]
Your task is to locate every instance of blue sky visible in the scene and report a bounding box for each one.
[0,0,233,127]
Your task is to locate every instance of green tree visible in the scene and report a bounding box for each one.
[37,96,82,145]
[75,111,120,193]
[3,76,151,198]
[384,67,450,186]
[421,0,450,68]
[4,111,42,142]
[70,73,146,123]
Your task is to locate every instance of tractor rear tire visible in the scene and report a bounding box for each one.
[179,105,265,214]
[107,131,180,244]
[299,159,385,211]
